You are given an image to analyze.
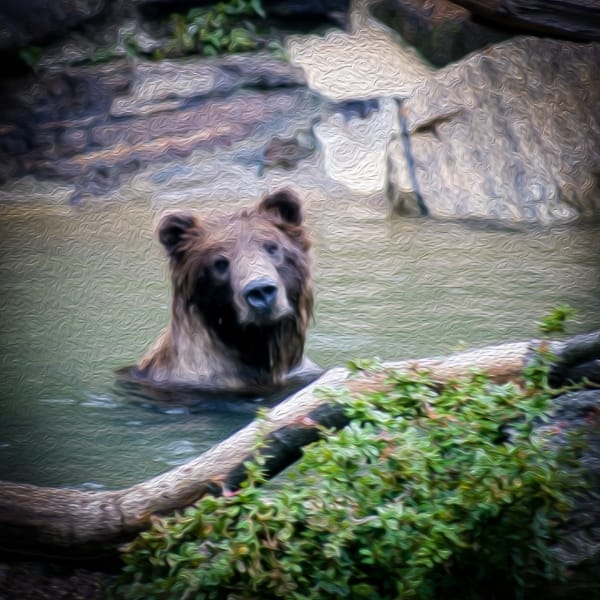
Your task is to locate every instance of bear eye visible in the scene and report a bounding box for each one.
[213,257,230,275]
[264,242,279,256]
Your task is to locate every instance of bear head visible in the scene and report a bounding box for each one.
[156,189,313,379]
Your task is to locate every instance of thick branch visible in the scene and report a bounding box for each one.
[452,0,600,41]
[1,332,598,558]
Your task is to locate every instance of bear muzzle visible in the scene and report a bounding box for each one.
[239,276,292,326]
[243,277,278,315]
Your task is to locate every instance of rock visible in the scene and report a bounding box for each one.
[110,53,306,118]
[0,559,113,600]
[370,0,511,66]
[0,50,313,200]
[55,89,321,201]
[290,9,599,223]
[314,98,394,194]
[135,0,350,19]
[543,389,600,586]
[386,36,600,223]
[287,23,432,99]
[260,130,317,173]
[0,61,133,185]
[262,0,350,17]
[0,0,106,52]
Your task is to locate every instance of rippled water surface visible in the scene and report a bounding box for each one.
[1,181,599,488]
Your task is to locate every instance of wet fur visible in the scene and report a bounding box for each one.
[132,190,314,390]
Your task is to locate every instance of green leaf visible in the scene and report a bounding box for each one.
[250,0,267,18]
[538,304,577,334]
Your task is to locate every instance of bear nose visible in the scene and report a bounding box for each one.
[243,279,278,312]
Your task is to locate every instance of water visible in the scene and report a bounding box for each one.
[0,177,599,489]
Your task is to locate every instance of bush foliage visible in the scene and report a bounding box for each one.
[168,0,266,57]
[116,364,581,599]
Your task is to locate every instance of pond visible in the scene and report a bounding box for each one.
[0,168,599,490]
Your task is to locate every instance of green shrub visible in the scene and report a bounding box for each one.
[168,0,266,57]
[116,365,582,599]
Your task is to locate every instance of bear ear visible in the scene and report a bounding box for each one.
[158,211,199,257]
[259,189,303,226]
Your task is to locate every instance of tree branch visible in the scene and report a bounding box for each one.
[1,332,598,558]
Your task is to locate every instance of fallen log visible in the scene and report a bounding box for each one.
[1,331,599,558]
[452,0,600,41]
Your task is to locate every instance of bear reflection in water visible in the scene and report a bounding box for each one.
[118,189,322,409]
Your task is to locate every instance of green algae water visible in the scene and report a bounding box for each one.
[0,178,599,489]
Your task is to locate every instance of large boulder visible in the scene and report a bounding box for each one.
[288,10,600,223]
[386,35,600,223]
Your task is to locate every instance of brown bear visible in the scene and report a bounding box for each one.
[128,189,320,393]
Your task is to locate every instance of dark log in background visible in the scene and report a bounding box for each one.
[452,0,600,41]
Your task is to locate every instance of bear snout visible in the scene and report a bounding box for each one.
[243,278,278,314]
